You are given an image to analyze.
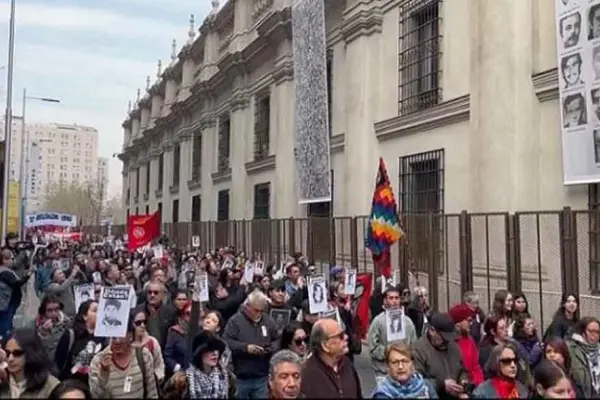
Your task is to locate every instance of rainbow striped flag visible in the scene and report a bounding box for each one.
[365,157,403,277]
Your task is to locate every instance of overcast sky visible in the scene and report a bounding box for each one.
[0,0,215,199]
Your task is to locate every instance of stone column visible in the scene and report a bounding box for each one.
[200,121,216,220]
[468,0,535,211]
[131,118,141,140]
[234,0,252,32]
[178,134,193,220]
[149,155,158,211]
[230,101,250,219]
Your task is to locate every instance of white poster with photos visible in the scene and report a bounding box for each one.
[386,308,406,342]
[308,274,328,314]
[556,0,600,184]
[94,286,133,338]
[74,284,95,312]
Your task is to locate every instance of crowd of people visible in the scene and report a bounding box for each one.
[0,232,596,398]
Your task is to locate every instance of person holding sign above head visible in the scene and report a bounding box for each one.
[89,318,158,399]
[369,285,418,386]
[45,263,85,317]
[164,300,193,377]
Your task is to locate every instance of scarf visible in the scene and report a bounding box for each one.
[371,373,430,398]
[573,334,600,393]
[186,364,229,399]
[491,376,520,399]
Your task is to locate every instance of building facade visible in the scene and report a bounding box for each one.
[97,157,109,204]
[3,121,100,213]
[119,0,588,224]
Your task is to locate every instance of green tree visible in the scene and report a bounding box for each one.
[42,181,102,225]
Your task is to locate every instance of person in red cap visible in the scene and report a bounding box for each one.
[449,303,484,388]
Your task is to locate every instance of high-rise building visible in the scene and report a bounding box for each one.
[1,121,100,213]
[97,157,109,203]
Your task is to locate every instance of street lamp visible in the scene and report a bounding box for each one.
[19,89,60,240]
[1,0,16,243]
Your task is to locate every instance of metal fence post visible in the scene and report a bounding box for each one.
[560,207,579,295]
[506,213,522,294]
[459,210,473,292]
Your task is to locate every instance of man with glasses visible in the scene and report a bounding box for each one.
[300,318,362,398]
[223,290,280,399]
[134,280,176,348]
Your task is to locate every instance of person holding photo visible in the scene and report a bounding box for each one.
[31,295,71,362]
[330,281,362,362]
[45,263,84,317]
[369,285,418,386]
[88,320,158,398]
[266,280,299,322]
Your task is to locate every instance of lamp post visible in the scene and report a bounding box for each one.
[18,88,60,240]
[1,0,16,242]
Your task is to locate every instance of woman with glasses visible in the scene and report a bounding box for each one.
[0,328,60,398]
[55,299,107,384]
[132,309,165,384]
[164,299,193,377]
[473,343,528,398]
[280,321,309,359]
[371,343,437,398]
[567,317,600,397]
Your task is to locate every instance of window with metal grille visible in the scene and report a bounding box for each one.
[217,189,230,221]
[135,167,140,198]
[191,195,201,222]
[145,205,149,214]
[253,183,270,219]
[126,209,130,220]
[399,149,445,273]
[173,144,181,187]
[135,207,139,215]
[254,95,270,160]
[307,170,334,263]
[192,133,202,181]
[145,161,150,195]
[218,115,231,171]
[157,202,163,221]
[172,199,179,222]
[398,0,442,115]
[158,153,164,190]
[126,187,130,202]
[326,49,333,136]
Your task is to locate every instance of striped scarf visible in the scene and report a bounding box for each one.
[371,373,431,398]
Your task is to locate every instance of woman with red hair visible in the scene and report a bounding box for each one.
[164,299,193,378]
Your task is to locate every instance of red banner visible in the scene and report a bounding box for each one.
[127,212,160,251]
[352,272,373,339]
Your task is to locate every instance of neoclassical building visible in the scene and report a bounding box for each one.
[119,0,589,223]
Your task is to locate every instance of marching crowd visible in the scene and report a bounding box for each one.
[0,232,597,398]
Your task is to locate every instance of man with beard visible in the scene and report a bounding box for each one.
[412,312,469,398]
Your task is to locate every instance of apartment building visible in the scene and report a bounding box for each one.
[97,157,109,202]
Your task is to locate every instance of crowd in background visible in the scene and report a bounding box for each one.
[0,232,596,398]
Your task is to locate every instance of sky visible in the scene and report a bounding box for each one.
[0,0,215,199]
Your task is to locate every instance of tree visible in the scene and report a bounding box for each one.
[42,181,102,225]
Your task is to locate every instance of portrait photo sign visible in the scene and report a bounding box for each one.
[94,285,133,338]
[556,0,600,184]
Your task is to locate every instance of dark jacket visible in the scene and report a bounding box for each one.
[136,302,177,348]
[470,308,486,344]
[406,301,430,338]
[543,314,576,341]
[411,334,468,397]
[300,353,362,398]
[55,327,108,383]
[210,286,247,322]
[0,266,29,312]
[222,309,279,380]
[164,325,188,375]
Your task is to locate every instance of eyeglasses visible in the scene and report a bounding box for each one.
[134,320,146,326]
[5,349,25,358]
[499,357,517,366]
[294,337,308,346]
[327,331,345,341]
[148,290,160,295]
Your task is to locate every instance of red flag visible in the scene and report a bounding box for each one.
[127,212,160,251]
[352,272,373,339]
[373,248,392,278]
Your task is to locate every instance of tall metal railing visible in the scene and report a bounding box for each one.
[84,208,600,331]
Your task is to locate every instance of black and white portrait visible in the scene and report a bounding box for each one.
[594,130,600,164]
[307,275,328,314]
[561,53,584,88]
[592,89,600,122]
[563,93,587,128]
[270,309,291,328]
[95,286,132,338]
[589,4,600,40]
[102,299,122,327]
[386,309,406,342]
[74,284,95,312]
[344,268,357,295]
[560,12,582,49]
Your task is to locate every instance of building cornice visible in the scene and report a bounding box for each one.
[330,133,345,154]
[532,68,559,103]
[374,95,470,141]
[245,155,276,174]
[341,6,383,44]
[211,168,232,184]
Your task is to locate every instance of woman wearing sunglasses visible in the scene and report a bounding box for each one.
[0,327,60,398]
[472,343,529,398]
[280,322,309,360]
[132,309,165,384]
